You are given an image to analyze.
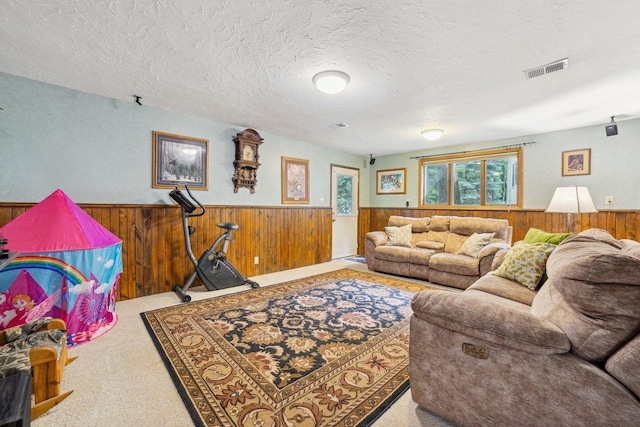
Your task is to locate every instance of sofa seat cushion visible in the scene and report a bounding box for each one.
[429,253,480,276]
[467,273,537,306]
[411,290,570,354]
[532,228,640,362]
[606,334,640,398]
[416,240,444,251]
[408,248,437,266]
[374,245,412,263]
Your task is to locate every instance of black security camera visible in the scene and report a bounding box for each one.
[369,154,376,165]
[606,116,618,137]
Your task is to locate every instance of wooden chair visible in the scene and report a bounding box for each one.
[0,318,77,420]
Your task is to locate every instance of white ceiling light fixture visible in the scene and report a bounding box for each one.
[421,129,445,141]
[312,70,350,94]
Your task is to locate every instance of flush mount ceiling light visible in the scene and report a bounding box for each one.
[312,70,350,94]
[421,129,445,141]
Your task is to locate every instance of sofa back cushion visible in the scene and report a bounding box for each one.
[429,216,450,231]
[443,217,511,253]
[388,216,431,233]
[531,228,640,362]
[449,217,511,243]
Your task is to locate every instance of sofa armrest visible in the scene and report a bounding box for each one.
[365,231,388,247]
[477,242,511,276]
[477,242,510,260]
[411,290,570,355]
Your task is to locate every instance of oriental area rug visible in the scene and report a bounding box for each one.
[141,269,433,426]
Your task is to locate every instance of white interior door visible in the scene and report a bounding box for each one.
[331,165,359,259]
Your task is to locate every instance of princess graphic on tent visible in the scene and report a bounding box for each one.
[0,288,62,329]
[6,293,34,327]
[0,291,17,328]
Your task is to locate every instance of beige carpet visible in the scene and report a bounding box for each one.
[32,260,455,427]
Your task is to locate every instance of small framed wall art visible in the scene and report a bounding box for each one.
[562,148,591,176]
[282,157,310,204]
[152,131,209,190]
[376,168,407,194]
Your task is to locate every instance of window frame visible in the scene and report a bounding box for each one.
[418,147,523,210]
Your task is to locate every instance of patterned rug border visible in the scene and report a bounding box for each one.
[141,268,435,426]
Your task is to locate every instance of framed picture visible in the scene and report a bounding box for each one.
[152,131,209,190]
[376,168,407,194]
[282,157,310,204]
[562,148,591,176]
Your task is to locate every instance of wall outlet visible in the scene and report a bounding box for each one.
[605,196,614,205]
[254,256,259,265]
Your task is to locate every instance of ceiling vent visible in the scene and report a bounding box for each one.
[524,58,568,80]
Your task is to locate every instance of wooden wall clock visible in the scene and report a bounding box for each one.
[232,129,263,193]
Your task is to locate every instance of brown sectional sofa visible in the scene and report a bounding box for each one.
[365,215,512,289]
[410,228,640,426]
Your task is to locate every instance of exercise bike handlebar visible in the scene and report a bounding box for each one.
[169,185,205,217]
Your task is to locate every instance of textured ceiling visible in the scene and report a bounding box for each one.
[1,0,640,156]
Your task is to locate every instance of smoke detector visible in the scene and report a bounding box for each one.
[334,122,350,129]
[523,58,568,80]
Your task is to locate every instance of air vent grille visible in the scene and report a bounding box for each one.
[524,58,568,80]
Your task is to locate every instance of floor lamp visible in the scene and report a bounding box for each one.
[545,186,598,233]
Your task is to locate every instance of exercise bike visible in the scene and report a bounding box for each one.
[169,185,259,302]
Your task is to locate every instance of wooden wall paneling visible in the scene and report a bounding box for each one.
[118,207,133,300]
[626,212,639,240]
[2,203,637,300]
[304,209,314,263]
[169,207,181,291]
[238,207,252,277]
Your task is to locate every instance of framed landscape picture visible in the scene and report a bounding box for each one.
[152,131,209,190]
[282,157,310,204]
[376,168,406,194]
[562,148,591,176]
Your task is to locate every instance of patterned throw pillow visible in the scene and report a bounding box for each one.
[385,224,413,247]
[457,232,495,258]
[493,242,556,290]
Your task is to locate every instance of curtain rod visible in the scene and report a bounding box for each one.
[409,140,536,160]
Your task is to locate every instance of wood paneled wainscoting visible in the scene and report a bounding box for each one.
[358,207,640,257]
[0,203,332,300]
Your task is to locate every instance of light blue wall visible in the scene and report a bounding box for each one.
[0,72,369,206]
[369,118,640,210]
[2,71,636,211]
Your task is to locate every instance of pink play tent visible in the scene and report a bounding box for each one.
[0,189,122,346]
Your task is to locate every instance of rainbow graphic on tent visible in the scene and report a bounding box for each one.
[0,189,123,346]
[3,256,89,284]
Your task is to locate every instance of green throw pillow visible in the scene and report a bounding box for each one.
[524,228,573,245]
[493,242,556,290]
[458,232,495,258]
[385,224,413,247]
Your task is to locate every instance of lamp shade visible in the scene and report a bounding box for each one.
[545,186,598,213]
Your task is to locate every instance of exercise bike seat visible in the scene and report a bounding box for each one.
[217,222,239,231]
